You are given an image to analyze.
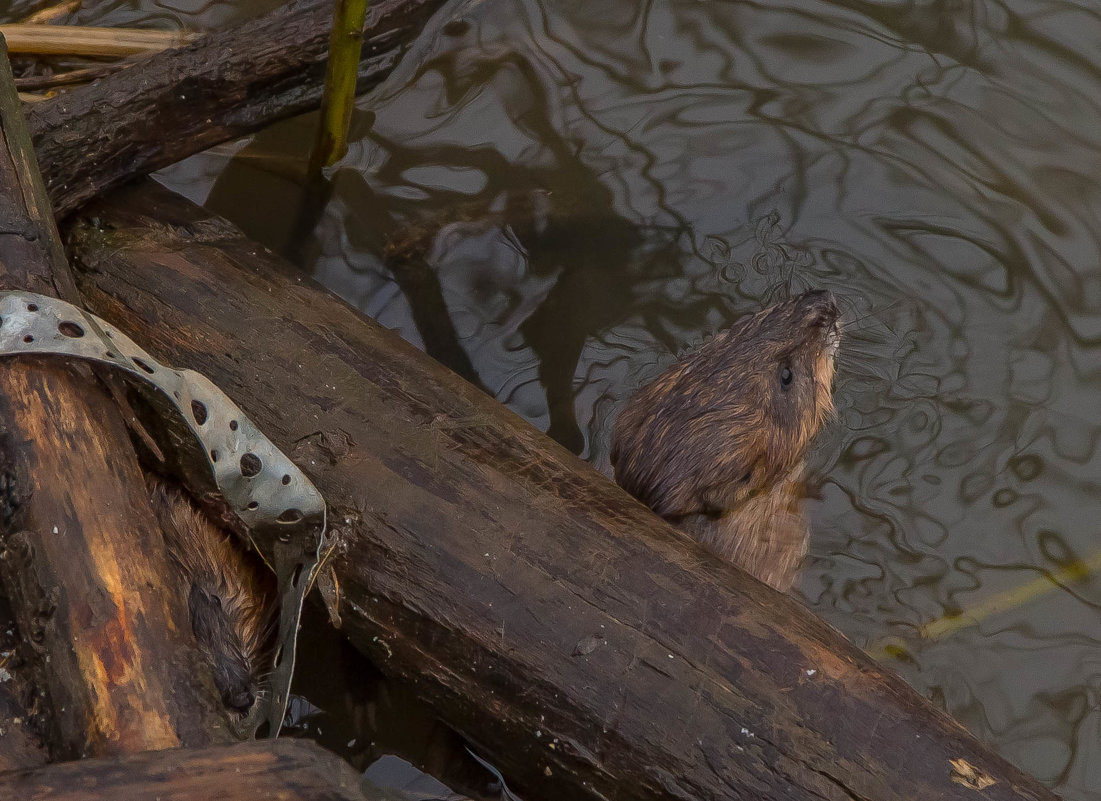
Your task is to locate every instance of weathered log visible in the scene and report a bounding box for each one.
[26,0,448,218]
[0,44,229,757]
[0,738,375,800]
[0,600,47,772]
[64,180,1059,801]
[0,687,45,773]
[0,691,45,774]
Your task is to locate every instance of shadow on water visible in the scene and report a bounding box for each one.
[205,36,711,453]
[285,604,515,801]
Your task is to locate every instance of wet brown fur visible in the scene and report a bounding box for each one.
[147,478,275,715]
[611,290,840,591]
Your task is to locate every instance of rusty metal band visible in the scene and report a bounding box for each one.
[0,290,329,739]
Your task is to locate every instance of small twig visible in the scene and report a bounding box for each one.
[19,0,82,25]
[14,61,130,91]
[869,547,1101,659]
[0,25,195,57]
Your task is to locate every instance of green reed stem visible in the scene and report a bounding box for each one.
[309,0,370,174]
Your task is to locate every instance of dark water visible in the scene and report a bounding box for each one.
[15,0,1101,797]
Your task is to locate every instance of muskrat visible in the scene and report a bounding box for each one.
[146,478,276,716]
[611,290,841,591]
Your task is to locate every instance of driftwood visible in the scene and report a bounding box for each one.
[0,45,229,757]
[63,180,1059,801]
[26,0,448,217]
[0,738,375,800]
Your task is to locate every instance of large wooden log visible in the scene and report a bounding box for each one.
[63,180,1058,801]
[0,738,375,800]
[0,45,229,757]
[26,0,448,218]
[0,604,47,772]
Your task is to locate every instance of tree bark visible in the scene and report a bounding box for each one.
[0,602,48,773]
[26,0,449,218]
[0,43,229,757]
[0,738,376,800]
[63,180,1059,801]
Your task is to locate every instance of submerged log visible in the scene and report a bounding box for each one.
[0,738,374,800]
[64,180,1059,801]
[0,44,229,756]
[26,0,448,217]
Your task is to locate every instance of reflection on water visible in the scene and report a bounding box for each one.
[52,0,285,30]
[95,0,1101,797]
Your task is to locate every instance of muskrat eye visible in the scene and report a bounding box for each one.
[779,365,794,389]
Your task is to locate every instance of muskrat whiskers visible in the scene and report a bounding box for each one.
[840,299,904,334]
[834,353,886,385]
[835,346,883,366]
[254,611,279,647]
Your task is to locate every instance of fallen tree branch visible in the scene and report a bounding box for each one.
[64,180,1059,801]
[0,739,377,800]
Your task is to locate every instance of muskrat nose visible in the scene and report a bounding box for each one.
[224,686,255,714]
[794,289,839,326]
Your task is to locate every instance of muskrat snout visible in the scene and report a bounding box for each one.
[794,289,841,354]
[223,683,256,715]
[794,288,837,314]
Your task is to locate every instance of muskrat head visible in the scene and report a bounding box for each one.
[611,289,841,519]
[188,583,262,715]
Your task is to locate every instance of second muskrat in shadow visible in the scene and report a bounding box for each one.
[611,290,841,591]
[147,478,275,717]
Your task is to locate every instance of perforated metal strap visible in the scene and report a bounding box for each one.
[0,290,329,738]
